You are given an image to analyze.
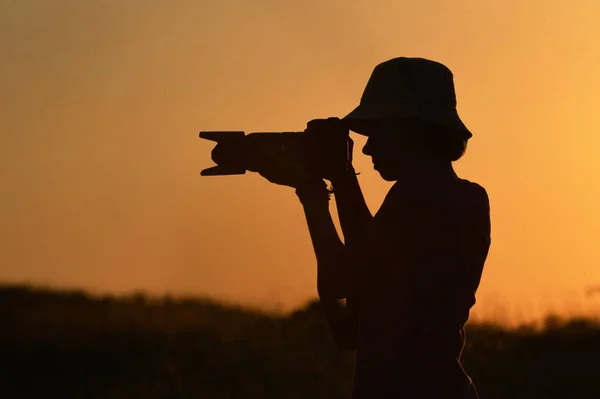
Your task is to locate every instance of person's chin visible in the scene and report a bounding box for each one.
[375,168,398,182]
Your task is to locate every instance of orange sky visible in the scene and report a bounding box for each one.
[2,0,600,324]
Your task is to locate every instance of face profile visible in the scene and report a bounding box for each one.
[361,130,408,181]
[352,118,469,181]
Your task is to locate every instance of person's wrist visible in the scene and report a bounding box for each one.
[295,179,330,204]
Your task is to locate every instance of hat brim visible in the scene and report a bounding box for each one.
[342,103,472,139]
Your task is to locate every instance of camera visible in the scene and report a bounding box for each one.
[199,117,352,177]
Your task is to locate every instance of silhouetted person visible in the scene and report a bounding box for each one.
[259,57,491,398]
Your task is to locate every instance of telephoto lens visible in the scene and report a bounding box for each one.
[199,117,351,177]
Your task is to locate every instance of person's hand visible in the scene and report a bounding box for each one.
[319,136,355,181]
[306,118,355,181]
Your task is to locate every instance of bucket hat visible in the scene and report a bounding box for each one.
[343,57,472,138]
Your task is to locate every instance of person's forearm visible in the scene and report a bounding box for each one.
[296,189,345,269]
[296,188,352,298]
[296,187,357,346]
[330,167,373,247]
[322,170,367,348]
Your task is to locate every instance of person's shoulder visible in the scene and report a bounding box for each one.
[460,179,488,195]
[458,179,490,210]
[381,175,490,212]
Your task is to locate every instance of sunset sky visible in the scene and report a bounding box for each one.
[2,0,600,324]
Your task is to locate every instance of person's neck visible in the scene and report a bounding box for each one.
[412,160,455,179]
[393,161,457,187]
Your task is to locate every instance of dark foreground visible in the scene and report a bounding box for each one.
[1,285,599,398]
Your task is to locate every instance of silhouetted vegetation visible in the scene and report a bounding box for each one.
[1,285,599,398]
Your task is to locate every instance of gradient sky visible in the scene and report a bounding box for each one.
[2,0,600,324]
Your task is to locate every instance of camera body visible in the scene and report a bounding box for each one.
[199,117,352,177]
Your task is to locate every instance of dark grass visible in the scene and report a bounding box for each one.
[1,285,599,398]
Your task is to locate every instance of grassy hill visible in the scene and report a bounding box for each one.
[1,285,599,398]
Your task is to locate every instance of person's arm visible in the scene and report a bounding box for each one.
[254,142,362,349]
[295,185,359,350]
[318,167,371,350]
[295,186,357,298]
[329,167,373,248]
